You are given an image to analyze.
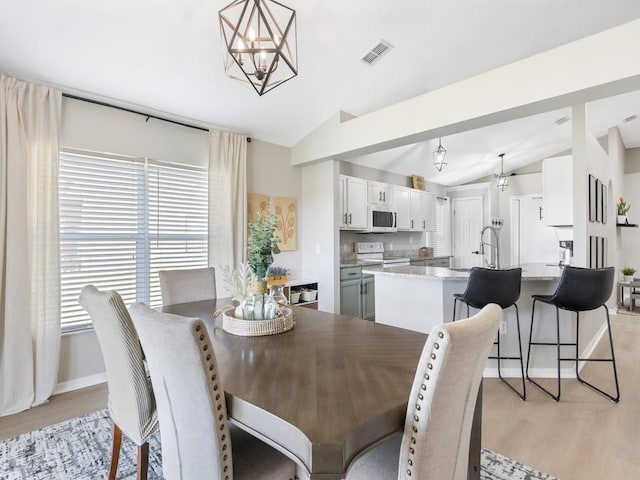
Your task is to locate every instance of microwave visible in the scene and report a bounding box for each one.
[365,205,397,233]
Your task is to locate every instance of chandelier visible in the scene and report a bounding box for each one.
[496,153,508,191]
[433,137,447,172]
[219,0,298,96]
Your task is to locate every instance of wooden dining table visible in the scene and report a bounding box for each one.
[163,298,482,480]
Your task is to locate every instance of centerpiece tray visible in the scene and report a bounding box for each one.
[219,306,295,337]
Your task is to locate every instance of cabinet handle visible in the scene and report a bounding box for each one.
[539,207,543,220]
[383,192,386,202]
[349,213,352,224]
[423,220,426,229]
[364,283,368,294]
[411,219,414,228]
[344,213,348,224]
[394,212,397,228]
[379,191,382,201]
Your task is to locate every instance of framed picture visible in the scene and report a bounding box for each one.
[601,183,608,225]
[599,236,607,268]
[412,175,425,191]
[595,178,602,222]
[589,235,598,268]
[588,174,597,222]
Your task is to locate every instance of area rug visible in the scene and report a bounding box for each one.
[0,409,557,479]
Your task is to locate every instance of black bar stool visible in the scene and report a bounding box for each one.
[453,267,525,400]
[526,266,619,402]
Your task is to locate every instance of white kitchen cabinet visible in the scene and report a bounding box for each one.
[409,189,424,231]
[423,191,436,231]
[393,186,411,230]
[339,175,367,230]
[542,155,573,226]
[367,181,393,206]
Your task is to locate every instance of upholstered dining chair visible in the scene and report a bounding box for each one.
[347,304,502,480]
[78,285,158,480]
[129,302,297,480]
[158,267,216,305]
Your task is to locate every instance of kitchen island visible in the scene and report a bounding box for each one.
[364,264,606,377]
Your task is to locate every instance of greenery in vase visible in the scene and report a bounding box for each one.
[617,197,631,215]
[622,267,636,276]
[247,209,281,279]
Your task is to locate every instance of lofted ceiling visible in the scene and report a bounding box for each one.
[1,1,640,185]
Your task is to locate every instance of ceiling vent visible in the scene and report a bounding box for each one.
[554,115,571,126]
[623,114,637,124]
[360,40,393,66]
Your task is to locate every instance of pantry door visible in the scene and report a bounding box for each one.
[452,197,483,268]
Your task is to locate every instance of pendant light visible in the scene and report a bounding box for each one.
[219,0,298,96]
[433,138,447,172]
[496,153,508,191]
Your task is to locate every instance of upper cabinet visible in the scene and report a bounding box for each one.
[393,186,411,230]
[542,155,573,226]
[367,181,393,206]
[339,175,368,230]
[393,186,436,232]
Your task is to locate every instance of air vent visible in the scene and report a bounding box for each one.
[554,115,571,126]
[360,40,393,66]
[623,115,637,124]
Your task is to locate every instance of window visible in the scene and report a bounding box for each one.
[59,149,208,332]
[434,196,451,257]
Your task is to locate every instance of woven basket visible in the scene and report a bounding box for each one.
[221,306,295,337]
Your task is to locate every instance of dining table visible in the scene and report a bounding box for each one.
[163,298,482,480]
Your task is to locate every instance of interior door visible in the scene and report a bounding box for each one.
[452,197,483,268]
[510,195,558,265]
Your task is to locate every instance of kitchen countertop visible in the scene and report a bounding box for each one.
[340,255,451,268]
[362,263,564,281]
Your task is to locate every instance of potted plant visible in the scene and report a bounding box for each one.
[617,197,631,225]
[244,208,281,319]
[622,267,636,283]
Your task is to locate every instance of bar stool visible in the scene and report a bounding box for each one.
[526,266,619,403]
[452,267,525,400]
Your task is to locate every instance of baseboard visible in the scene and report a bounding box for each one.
[53,373,107,395]
[484,367,576,379]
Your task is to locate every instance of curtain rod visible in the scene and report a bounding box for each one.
[62,93,252,142]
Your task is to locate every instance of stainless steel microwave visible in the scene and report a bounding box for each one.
[365,205,397,233]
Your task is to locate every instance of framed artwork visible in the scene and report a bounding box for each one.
[248,194,269,222]
[588,174,597,222]
[599,236,607,268]
[595,178,602,222]
[589,235,598,268]
[412,175,425,190]
[272,196,297,251]
[601,183,608,225]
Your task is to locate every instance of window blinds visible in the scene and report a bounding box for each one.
[434,196,451,257]
[59,150,208,331]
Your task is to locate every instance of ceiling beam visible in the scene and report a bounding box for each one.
[292,19,640,166]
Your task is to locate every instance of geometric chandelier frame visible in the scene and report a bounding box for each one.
[219,0,298,96]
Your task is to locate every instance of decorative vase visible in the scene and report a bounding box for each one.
[269,284,288,305]
[242,260,277,320]
[617,215,628,225]
[623,275,634,283]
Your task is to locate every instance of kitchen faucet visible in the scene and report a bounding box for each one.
[478,225,501,269]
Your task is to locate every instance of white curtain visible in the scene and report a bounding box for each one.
[0,75,62,415]
[208,130,247,294]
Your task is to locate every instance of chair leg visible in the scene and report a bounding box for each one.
[109,423,123,480]
[452,298,457,322]
[137,443,150,480]
[575,305,621,403]
[494,304,526,400]
[527,302,561,401]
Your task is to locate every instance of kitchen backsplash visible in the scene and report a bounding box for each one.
[340,230,435,260]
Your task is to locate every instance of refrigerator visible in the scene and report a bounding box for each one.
[510,195,559,266]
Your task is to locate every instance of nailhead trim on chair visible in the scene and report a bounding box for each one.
[193,321,232,480]
[405,330,444,478]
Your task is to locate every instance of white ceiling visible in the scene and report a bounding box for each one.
[2,1,640,184]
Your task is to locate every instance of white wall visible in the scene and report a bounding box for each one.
[621,148,640,273]
[301,161,340,313]
[246,139,302,277]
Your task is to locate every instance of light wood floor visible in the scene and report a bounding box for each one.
[1,313,638,479]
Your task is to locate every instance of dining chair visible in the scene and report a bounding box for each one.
[78,285,158,480]
[129,302,297,480]
[452,267,526,400]
[347,303,502,480]
[159,267,216,305]
[526,265,619,402]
